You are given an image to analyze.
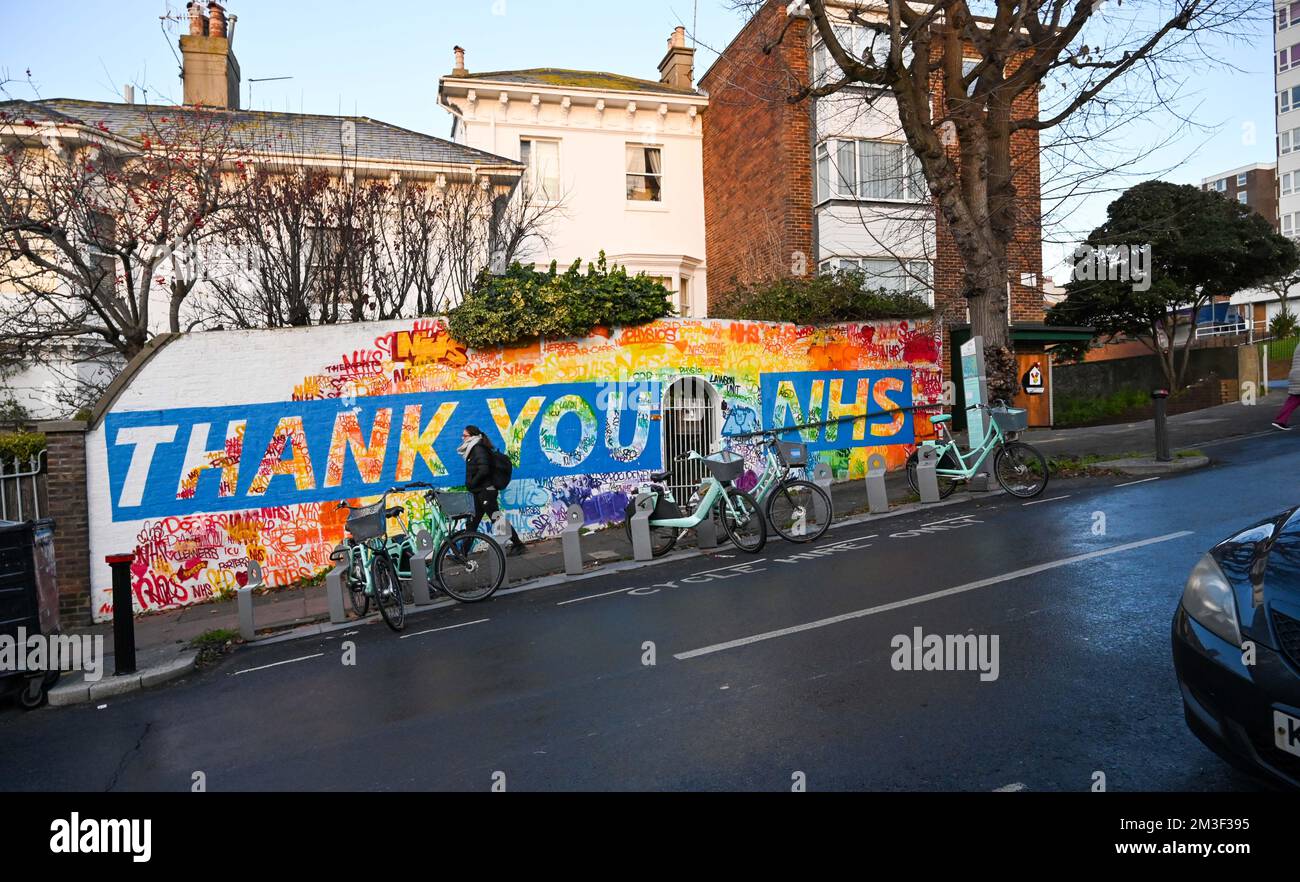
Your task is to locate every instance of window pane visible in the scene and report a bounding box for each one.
[816,145,830,203]
[626,145,662,201]
[836,140,856,196]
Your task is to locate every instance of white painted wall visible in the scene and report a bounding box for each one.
[440,81,708,317]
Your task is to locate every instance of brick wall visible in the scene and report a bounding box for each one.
[36,421,91,625]
[700,0,814,297]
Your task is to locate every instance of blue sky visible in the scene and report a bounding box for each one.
[0,1,1278,279]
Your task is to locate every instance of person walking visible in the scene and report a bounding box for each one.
[1273,345,1300,430]
[458,425,526,555]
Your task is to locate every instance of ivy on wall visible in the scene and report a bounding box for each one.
[447,254,673,349]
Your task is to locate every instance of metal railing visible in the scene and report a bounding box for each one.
[1,449,46,521]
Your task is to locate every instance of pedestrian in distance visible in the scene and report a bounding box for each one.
[1272,345,1300,431]
[458,425,527,556]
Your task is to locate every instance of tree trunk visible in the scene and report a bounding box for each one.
[967,250,1017,402]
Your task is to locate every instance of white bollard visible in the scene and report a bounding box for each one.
[325,556,349,625]
[410,530,437,606]
[696,507,718,549]
[864,453,889,514]
[915,444,941,504]
[630,492,656,562]
[237,560,265,641]
[562,504,585,576]
[813,462,833,498]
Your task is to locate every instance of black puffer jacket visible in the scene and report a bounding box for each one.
[465,440,495,492]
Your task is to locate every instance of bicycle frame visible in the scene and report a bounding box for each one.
[925,409,1010,480]
[642,451,750,529]
[746,439,800,506]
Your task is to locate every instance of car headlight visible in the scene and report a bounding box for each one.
[1181,553,1243,647]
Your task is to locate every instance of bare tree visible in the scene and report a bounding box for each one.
[727,0,1254,397]
[0,104,251,363]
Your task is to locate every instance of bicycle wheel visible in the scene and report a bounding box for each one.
[372,553,405,632]
[905,448,961,499]
[623,502,681,557]
[436,531,506,603]
[767,479,832,543]
[719,487,766,553]
[993,441,1049,499]
[346,555,369,616]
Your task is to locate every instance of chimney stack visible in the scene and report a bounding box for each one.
[658,26,695,91]
[452,46,468,77]
[180,2,241,109]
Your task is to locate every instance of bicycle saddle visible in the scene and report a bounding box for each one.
[931,414,952,424]
[649,470,672,482]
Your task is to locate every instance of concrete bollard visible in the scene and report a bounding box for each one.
[325,557,349,625]
[864,453,889,514]
[237,560,265,641]
[813,462,833,500]
[562,504,585,576]
[696,507,718,549]
[630,492,656,561]
[410,530,437,606]
[915,444,941,504]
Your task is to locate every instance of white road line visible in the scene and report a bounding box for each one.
[673,530,1194,660]
[920,514,981,527]
[555,558,769,606]
[691,558,769,576]
[399,618,489,640]
[556,585,638,606]
[232,653,324,676]
[1022,494,1070,506]
[993,782,1027,792]
[1115,476,1160,488]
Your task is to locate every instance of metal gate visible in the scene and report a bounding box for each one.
[1,450,46,521]
[662,376,720,504]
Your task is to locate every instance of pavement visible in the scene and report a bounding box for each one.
[36,396,1279,706]
[3,423,1298,790]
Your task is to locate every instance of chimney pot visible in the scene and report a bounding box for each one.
[187,1,207,35]
[123,84,135,104]
[452,45,468,77]
[208,2,227,38]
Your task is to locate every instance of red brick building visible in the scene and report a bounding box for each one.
[700,0,1079,425]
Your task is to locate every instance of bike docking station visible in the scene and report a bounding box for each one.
[630,492,656,562]
[914,443,942,503]
[864,453,890,514]
[237,560,265,641]
[409,530,437,606]
[562,504,586,576]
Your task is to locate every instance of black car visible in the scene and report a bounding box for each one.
[1172,506,1300,789]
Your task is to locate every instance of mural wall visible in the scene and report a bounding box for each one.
[86,317,943,621]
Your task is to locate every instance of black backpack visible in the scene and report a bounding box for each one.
[491,449,513,490]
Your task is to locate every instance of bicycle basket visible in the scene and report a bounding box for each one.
[703,450,745,483]
[344,500,387,541]
[991,406,1029,433]
[434,490,475,520]
[774,439,809,469]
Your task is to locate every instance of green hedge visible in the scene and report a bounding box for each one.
[0,432,45,464]
[710,271,934,324]
[447,255,673,349]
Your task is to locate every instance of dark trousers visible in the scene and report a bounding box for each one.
[468,487,522,546]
